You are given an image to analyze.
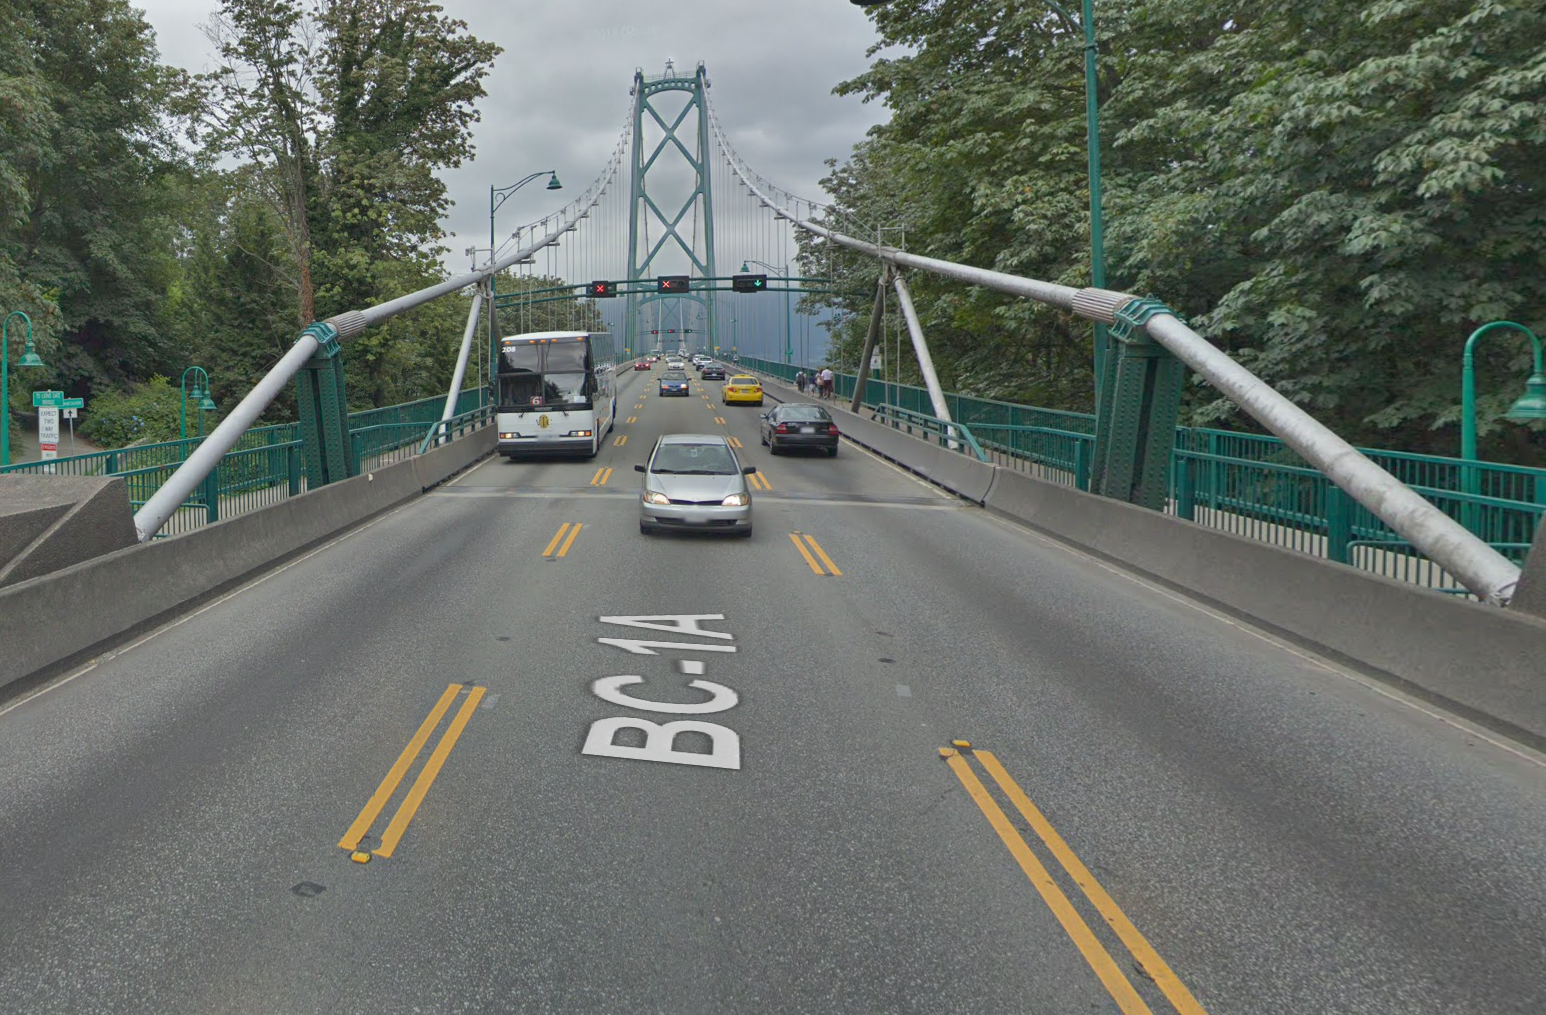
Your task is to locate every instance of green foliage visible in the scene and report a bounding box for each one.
[829,0,1546,463]
[79,375,183,447]
[0,0,182,398]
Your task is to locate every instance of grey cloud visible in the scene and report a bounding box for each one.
[133,0,891,256]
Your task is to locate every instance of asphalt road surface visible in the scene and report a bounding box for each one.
[4,365,1546,1014]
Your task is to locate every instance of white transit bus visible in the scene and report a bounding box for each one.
[494,330,617,458]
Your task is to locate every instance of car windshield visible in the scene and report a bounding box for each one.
[651,443,738,475]
[780,406,831,421]
[663,372,687,381]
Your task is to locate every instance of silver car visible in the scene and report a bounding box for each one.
[635,434,756,537]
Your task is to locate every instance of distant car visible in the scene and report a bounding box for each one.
[722,375,763,406]
[666,358,686,370]
[761,403,840,456]
[634,360,652,370]
[700,364,725,380]
[636,434,755,537]
[659,370,690,396]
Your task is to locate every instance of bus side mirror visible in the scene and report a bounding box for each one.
[634,464,646,473]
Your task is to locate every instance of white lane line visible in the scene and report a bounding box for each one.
[679,660,706,675]
[896,684,912,697]
[0,498,421,718]
[977,510,1546,772]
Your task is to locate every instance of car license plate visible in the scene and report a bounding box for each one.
[800,425,815,434]
[684,512,708,524]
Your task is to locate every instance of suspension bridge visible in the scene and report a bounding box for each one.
[2,62,1545,1015]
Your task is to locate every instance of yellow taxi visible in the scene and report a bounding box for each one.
[721,375,764,406]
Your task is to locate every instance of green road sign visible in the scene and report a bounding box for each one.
[61,397,84,409]
[31,390,64,408]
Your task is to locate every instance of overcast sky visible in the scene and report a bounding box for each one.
[132,0,893,263]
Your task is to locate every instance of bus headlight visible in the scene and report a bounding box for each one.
[644,491,672,505]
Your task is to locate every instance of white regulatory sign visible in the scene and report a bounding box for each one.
[38,406,60,442]
[62,407,77,420]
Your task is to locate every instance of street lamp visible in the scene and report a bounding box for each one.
[849,0,1107,402]
[180,366,218,440]
[2,310,46,468]
[743,259,793,365]
[489,171,562,385]
[1462,321,1546,468]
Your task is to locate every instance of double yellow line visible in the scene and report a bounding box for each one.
[941,745,1209,1015]
[590,466,613,486]
[747,471,771,492]
[339,683,485,861]
[542,521,583,557]
[789,531,841,575]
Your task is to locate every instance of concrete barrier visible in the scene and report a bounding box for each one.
[0,477,138,588]
[984,467,1546,744]
[1512,517,1546,620]
[0,427,494,691]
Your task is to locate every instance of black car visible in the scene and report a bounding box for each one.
[760,403,840,456]
[701,365,726,380]
[659,371,690,396]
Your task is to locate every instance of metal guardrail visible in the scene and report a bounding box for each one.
[418,405,496,456]
[869,404,987,461]
[740,359,1543,597]
[2,388,491,537]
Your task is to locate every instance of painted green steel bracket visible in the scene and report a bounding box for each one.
[294,323,354,488]
[1092,297,1187,510]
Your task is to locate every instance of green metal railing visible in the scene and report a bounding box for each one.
[736,356,1543,594]
[1,387,491,536]
[870,404,987,461]
[417,405,496,456]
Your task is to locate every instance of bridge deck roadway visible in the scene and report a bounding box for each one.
[3,366,1545,1014]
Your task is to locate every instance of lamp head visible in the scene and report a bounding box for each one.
[741,262,750,272]
[17,347,44,368]
[546,172,563,190]
[200,392,218,412]
[1505,373,1546,422]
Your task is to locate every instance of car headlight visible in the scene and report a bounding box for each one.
[721,492,749,507]
[644,491,672,505]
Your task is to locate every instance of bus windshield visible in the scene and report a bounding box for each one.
[498,340,591,409]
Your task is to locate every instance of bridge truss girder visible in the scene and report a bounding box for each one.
[625,63,718,359]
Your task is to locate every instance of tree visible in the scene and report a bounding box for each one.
[194,0,500,331]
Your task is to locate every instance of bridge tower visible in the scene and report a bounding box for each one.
[625,62,719,357]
